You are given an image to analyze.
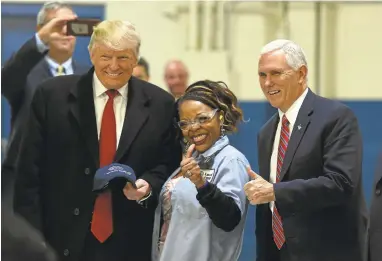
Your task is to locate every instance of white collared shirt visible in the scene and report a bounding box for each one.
[93,73,128,148]
[269,87,309,212]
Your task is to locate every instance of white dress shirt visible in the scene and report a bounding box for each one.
[93,73,128,148]
[269,87,309,212]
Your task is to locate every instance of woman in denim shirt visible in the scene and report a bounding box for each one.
[152,80,250,261]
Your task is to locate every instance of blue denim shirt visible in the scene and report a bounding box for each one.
[152,136,250,261]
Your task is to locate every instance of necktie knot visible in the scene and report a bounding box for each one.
[106,89,118,99]
[282,115,289,127]
[56,65,65,75]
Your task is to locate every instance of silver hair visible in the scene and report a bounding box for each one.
[36,1,74,26]
[88,20,141,58]
[261,39,308,71]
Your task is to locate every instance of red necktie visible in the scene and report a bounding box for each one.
[273,115,289,249]
[91,89,118,243]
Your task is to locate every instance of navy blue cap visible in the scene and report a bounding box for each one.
[93,163,137,193]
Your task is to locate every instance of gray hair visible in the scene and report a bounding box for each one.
[261,39,308,71]
[37,1,74,26]
[88,20,141,58]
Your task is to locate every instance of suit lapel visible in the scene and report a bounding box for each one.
[375,153,382,184]
[72,60,77,73]
[69,68,99,167]
[41,59,54,77]
[262,115,279,182]
[115,77,150,162]
[30,59,52,85]
[280,89,315,180]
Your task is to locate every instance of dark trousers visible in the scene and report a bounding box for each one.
[80,231,151,261]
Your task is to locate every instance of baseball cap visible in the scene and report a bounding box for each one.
[93,163,137,193]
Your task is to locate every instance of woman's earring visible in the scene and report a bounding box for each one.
[219,114,226,137]
[220,125,226,137]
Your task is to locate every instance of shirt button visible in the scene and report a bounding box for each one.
[84,168,90,175]
[73,208,80,216]
[63,249,70,256]
[376,189,381,196]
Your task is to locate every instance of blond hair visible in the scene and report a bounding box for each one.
[88,20,141,57]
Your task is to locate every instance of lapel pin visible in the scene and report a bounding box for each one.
[297,124,302,130]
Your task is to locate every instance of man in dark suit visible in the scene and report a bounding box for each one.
[2,15,79,261]
[244,39,367,261]
[13,19,181,261]
[1,2,87,202]
[369,153,382,261]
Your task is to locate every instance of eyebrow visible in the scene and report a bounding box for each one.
[196,111,214,115]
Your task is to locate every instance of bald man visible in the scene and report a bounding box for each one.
[164,60,189,98]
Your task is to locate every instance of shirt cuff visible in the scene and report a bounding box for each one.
[35,33,49,53]
[136,190,152,205]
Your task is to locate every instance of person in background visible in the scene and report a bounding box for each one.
[132,57,150,81]
[152,80,250,261]
[2,209,58,261]
[368,152,382,261]
[1,1,87,204]
[1,15,77,261]
[14,20,180,261]
[163,59,189,99]
[36,1,87,77]
[244,39,367,261]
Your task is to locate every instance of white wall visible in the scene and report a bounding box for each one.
[5,0,382,100]
[106,1,382,101]
[336,3,382,100]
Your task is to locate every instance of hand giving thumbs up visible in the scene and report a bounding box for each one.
[180,144,206,188]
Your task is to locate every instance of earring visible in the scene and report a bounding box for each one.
[220,125,226,137]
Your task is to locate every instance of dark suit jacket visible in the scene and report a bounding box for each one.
[1,36,88,199]
[13,68,181,261]
[369,153,382,261]
[256,89,368,261]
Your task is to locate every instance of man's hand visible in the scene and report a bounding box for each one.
[180,144,206,188]
[37,15,77,45]
[244,167,275,205]
[123,179,151,201]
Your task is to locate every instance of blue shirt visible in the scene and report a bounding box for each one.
[152,136,250,261]
[35,33,49,53]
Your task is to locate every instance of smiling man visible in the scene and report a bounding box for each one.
[13,20,181,261]
[244,39,367,261]
[2,1,88,207]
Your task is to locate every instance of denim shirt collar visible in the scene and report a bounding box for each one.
[194,135,229,162]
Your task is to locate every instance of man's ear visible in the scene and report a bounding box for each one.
[89,48,95,65]
[299,65,308,84]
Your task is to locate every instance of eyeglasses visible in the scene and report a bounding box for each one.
[177,109,219,131]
